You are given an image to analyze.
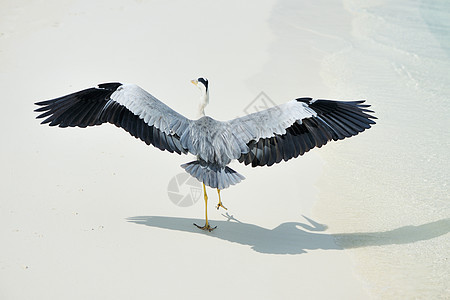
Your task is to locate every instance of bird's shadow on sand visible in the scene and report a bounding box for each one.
[127,214,450,254]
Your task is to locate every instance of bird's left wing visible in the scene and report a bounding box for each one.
[227,97,376,167]
[35,83,191,154]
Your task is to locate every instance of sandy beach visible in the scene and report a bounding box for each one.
[0,1,368,299]
[1,0,448,299]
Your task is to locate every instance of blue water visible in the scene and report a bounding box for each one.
[317,0,450,298]
[420,0,450,58]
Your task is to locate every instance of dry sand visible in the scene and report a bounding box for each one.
[1,1,369,298]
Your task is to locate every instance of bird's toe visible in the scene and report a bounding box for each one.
[193,223,217,232]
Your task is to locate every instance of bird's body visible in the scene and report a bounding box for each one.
[185,116,237,166]
[35,78,376,231]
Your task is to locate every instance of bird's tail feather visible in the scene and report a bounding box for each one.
[181,160,245,190]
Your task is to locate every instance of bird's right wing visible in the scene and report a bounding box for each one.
[35,83,192,154]
[228,98,376,167]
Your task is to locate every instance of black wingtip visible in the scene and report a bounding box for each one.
[34,99,54,107]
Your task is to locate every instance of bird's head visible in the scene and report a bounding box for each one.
[191,77,209,117]
[191,77,209,96]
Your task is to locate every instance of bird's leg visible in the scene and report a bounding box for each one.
[216,189,227,210]
[194,183,217,232]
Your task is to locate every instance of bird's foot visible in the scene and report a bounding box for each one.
[194,223,217,232]
[216,201,228,210]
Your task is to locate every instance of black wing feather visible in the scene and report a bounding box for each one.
[35,83,187,154]
[239,99,376,167]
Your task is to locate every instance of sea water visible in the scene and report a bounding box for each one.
[316,0,450,298]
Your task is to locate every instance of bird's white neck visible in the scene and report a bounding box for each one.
[198,90,209,117]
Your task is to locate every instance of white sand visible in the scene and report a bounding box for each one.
[0,1,369,299]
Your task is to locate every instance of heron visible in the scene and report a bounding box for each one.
[34,78,376,231]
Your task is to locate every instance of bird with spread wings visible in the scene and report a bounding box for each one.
[35,78,376,231]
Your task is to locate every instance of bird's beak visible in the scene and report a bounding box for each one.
[191,79,198,86]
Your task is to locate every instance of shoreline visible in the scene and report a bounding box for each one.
[316,0,450,298]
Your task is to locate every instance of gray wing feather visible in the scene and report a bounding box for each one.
[34,83,192,154]
[111,84,191,137]
[228,98,376,167]
[228,100,317,142]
